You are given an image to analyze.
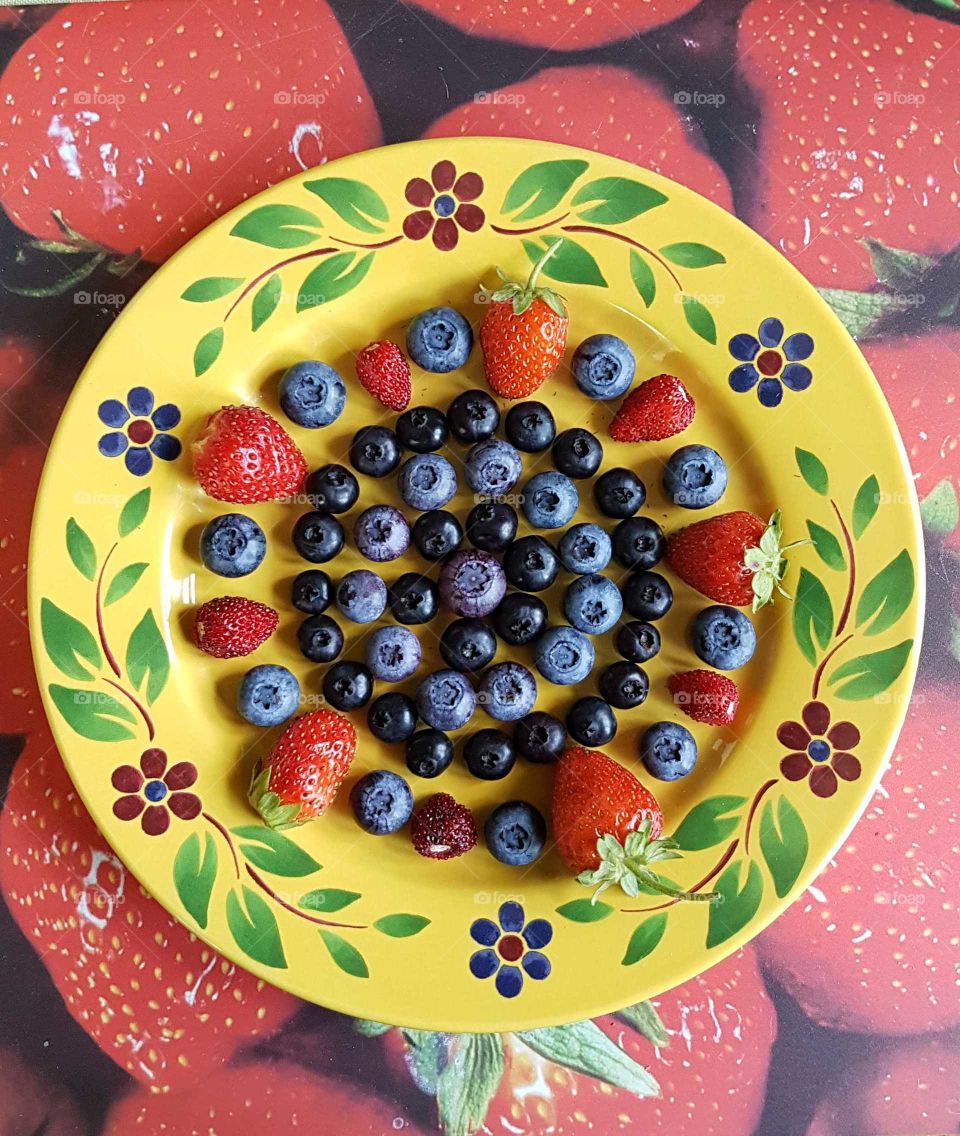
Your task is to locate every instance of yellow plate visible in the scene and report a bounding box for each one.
[30,139,923,1031]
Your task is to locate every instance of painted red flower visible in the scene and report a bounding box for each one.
[777,701,861,798]
[403,160,484,251]
[111,748,201,836]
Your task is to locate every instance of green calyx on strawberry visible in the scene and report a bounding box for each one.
[248,763,304,830]
[484,237,567,318]
[742,509,796,610]
[577,820,718,904]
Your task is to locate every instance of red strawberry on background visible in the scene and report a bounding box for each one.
[0,733,299,1089]
[0,0,381,264]
[194,595,278,658]
[0,1046,83,1135]
[354,340,412,411]
[737,0,959,290]
[410,792,477,860]
[426,66,733,213]
[668,670,740,726]
[609,374,695,442]
[191,405,307,504]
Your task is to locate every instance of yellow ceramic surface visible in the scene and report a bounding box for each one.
[29,140,923,1032]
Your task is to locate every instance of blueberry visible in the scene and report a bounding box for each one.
[477,662,537,723]
[440,619,497,673]
[640,721,698,781]
[291,569,332,615]
[416,669,477,731]
[559,523,612,575]
[594,468,646,519]
[503,536,560,591]
[552,428,603,479]
[513,712,566,763]
[447,390,499,443]
[564,574,623,635]
[398,453,457,511]
[572,334,635,400]
[279,361,345,428]
[365,625,421,683]
[297,613,343,663]
[405,729,454,778]
[690,605,756,669]
[439,550,507,618]
[621,571,673,621]
[464,729,516,780]
[599,661,649,709]
[406,307,473,372]
[368,692,418,743]
[466,502,517,552]
[567,697,617,746]
[322,661,373,712]
[389,574,439,624]
[292,511,344,563]
[412,510,463,561]
[465,439,523,497]
[485,801,547,866]
[396,406,448,453]
[350,770,413,834]
[492,592,547,646]
[612,516,665,570]
[534,625,595,685]
[615,621,661,664]
[237,664,300,726]
[522,472,578,530]
[200,513,266,578]
[662,445,728,510]
[334,570,387,624]
[350,426,400,478]
[305,464,359,513]
[353,505,410,563]
[504,401,555,452]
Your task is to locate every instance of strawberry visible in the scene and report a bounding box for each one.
[410,793,477,860]
[194,595,278,658]
[608,374,694,442]
[0,734,298,1089]
[756,686,960,1034]
[0,0,381,264]
[0,1045,82,1134]
[737,0,960,290]
[479,240,568,400]
[425,66,733,213]
[668,670,740,726]
[191,405,307,504]
[249,709,357,828]
[354,341,412,411]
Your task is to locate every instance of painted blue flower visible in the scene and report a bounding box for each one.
[98,387,182,476]
[469,901,552,998]
[728,317,814,408]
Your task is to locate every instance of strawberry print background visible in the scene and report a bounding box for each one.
[0,0,958,1132]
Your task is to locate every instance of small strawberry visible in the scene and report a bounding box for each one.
[249,709,357,829]
[410,793,477,860]
[668,670,740,726]
[194,596,278,658]
[191,405,307,504]
[608,374,695,442]
[479,239,568,400]
[354,340,411,411]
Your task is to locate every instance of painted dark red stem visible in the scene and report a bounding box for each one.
[244,864,366,930]
[95,543,121,678]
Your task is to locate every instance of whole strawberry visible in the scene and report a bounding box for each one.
[410,793,476,860]
[479,239,568,400]
[609,374,694,442]
[354,341,411,411]
[668,670,740,726]
[249,709,357,828]
[192,405,306,504]
[194,596,278,658]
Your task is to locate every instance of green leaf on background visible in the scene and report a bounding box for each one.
[628,250,656,307]
[806,521,845,570]
[226,887,286,969]
[861,239,935,290]
[570,177,667,224]
[180,276,244,302]
[672,795,747,851]
[792,568,834,664]
[828,639,913,700]
[856,550,914,635]
[679,295,717,344]
[48,683,136,742]
[298,888,360,913]
[104,562,148,606]
[706,860,763,949]
[373,914,431,938]
[818,287,903,339]
[501,159,589,221]
[173,831,218,929]
[522,236,606,287]
[232,825,321,877]
[852,474,881,538]
[795,448,829,495]
[230,203,324,248]
[41,598,101,680]
[615,1002,670,1049]
[193,327,224,377]
[296,252,374,312]
[621,915,668,966]
[437,1033,505,1136]
[118,488,150,537]
[251,274,282,331]
[65,518,96,580]
[759,797,808,898]
[303,177,389,233]
[555,898,614,923]
[518,1021,659,1098]
[659,242,725,268]
[318,929,368,978]
[125,610,168,704]
[919,478,959,535]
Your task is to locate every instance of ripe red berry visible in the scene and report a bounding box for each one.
[410,793,477,860]
[609,375,694,442]
[191,405,306,504]
[668,670,740,726]
[354,341,411,411]
[194,596,278,658]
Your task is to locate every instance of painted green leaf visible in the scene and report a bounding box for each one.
[41,598,101,680]
[517,1022,659,1098]
[501,159,589,221]
[193,327,224,378]
[672,795,747,851]
[706,860,763,949]
[251,274,282,332]
[570,176,667,224]
[521,236,606,287]
[793,568,834,664]
[303,177,389,234]
[659,242,726,268]
[173,831,217,929]
[828,639,913,700]
[48,683,136,742]
[806,521,845,570]
[181,276,244,302]
[126,610,168,704]
[230,203,324,248]
[621,914,668,966]
[104,562,148,606]
[298,888,360,913]
[555,898,614,923]
[119,488,150,537]
[318,929,368,978]
[628,250,656,308]
[297,252,374,313]
[759,797,808,899]
[232,825,321,877]
[226,887,286,969]
[795,448,829,495]
[852,474,880,538]
[679,295,717,344]
[856,550,914,635]
[374,914,431,938]
[65,518,96,580]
